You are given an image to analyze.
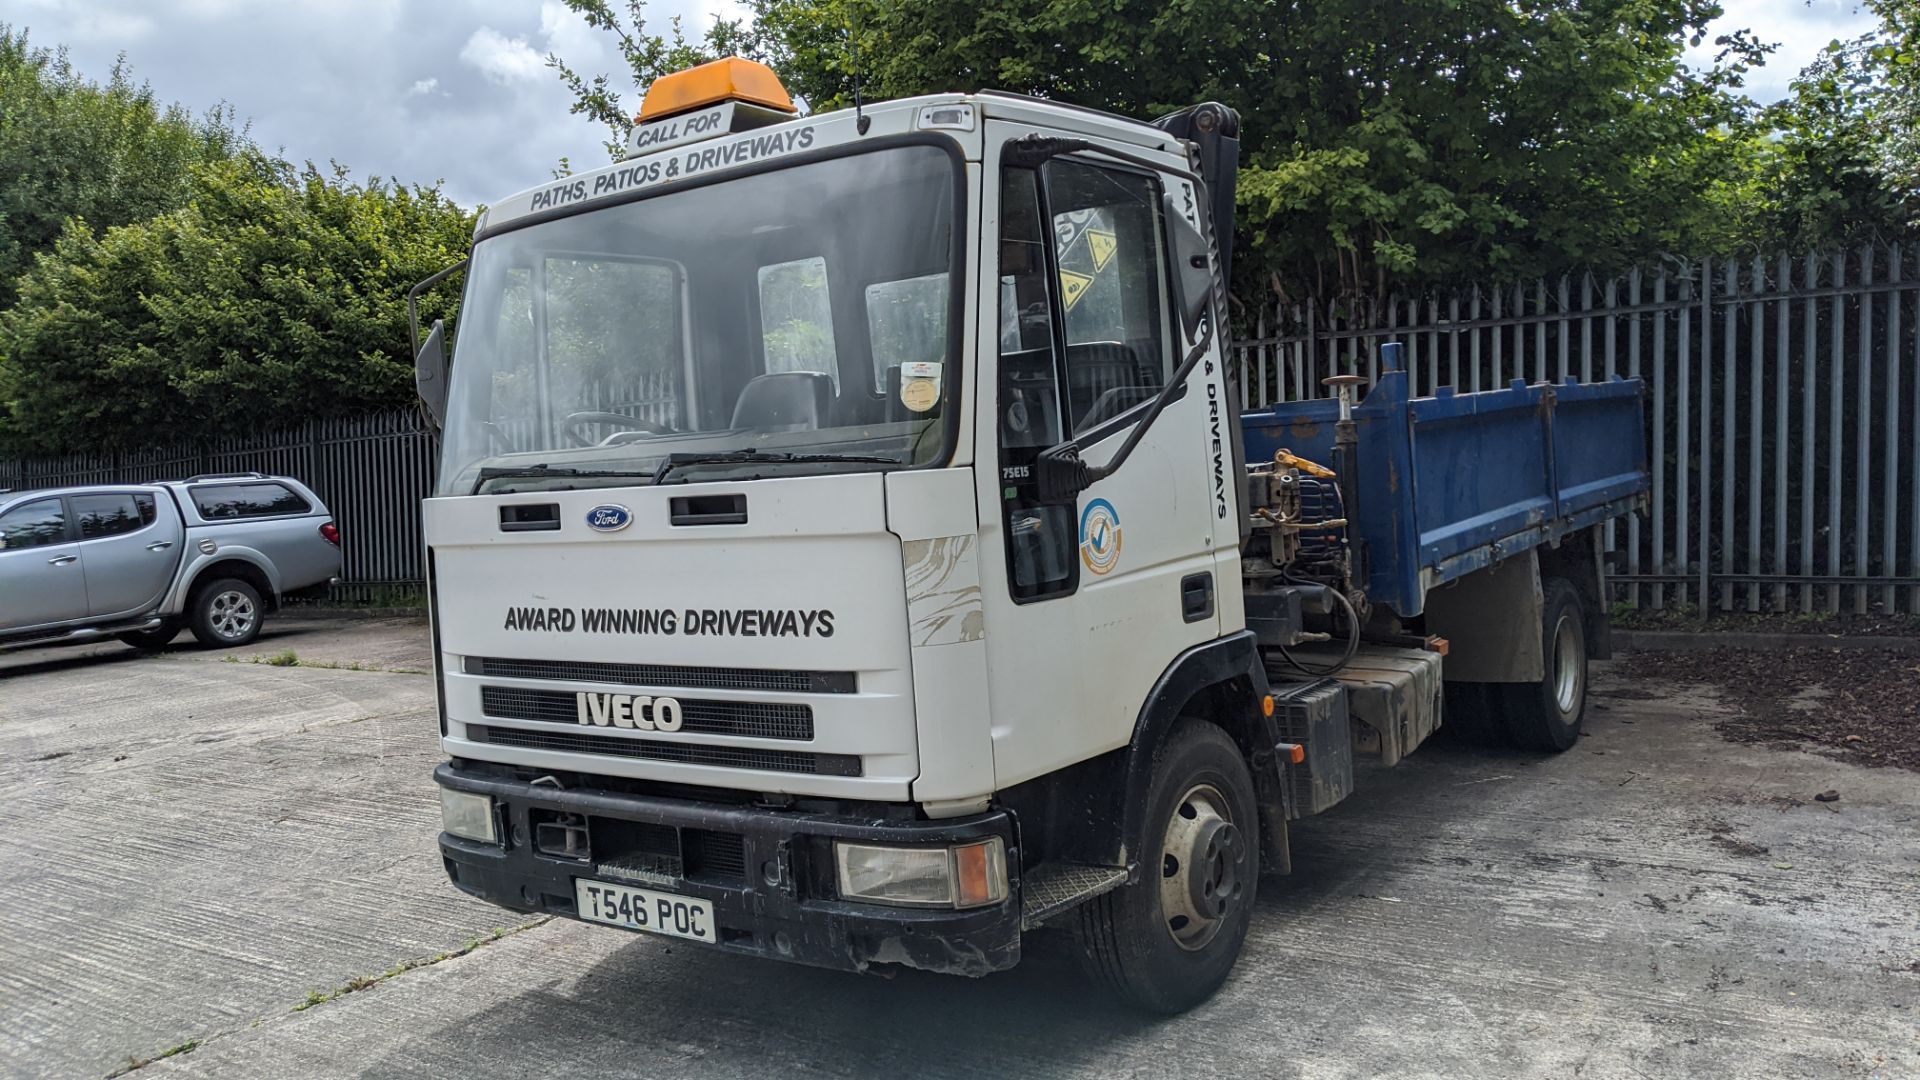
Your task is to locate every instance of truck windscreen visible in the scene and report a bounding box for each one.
[436,144,961,496]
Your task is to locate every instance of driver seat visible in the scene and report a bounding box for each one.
[732,371,834,432]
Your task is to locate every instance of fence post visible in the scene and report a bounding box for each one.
[1746,255,1764,613]
[1887,244,1904,615]
[1653,268,1668,609]
[1801,252,1818,614]
[1719,259,1735,613]
[1855,244,1873,613]
[1827,250,1845,613]
[1773,253,1789,613]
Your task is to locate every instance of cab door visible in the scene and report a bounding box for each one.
[72,491,177,618]
[975,120,1230,788]
[0,496,86,632]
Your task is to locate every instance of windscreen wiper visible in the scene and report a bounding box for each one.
[652,449,897,485]
[473,465,650,494]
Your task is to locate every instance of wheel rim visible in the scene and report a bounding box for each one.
[1551,612,1584,716]
[1158,782,1247,952]
[210,590,256,640]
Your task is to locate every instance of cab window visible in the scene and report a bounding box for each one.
[995,166,1076,602]
[1044,160,1172,435]
[73,493,151,540]
[992,153,1177,604]
[0,498,68,550]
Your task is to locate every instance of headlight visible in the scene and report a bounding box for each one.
[440,788,498,844]
[833,837,1008,909]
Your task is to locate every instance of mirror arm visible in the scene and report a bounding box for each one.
[1035,316,1216,502]
[408,258,469,355]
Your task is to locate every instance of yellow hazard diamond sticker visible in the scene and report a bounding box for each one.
[1087,229,1118,271]
[1058,269,1094,310]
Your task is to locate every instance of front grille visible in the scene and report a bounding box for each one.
[470,656,855,694]
[591,820,748,885]
[685,829,748,880]
[480,686,812,741]
[467,725,861,777]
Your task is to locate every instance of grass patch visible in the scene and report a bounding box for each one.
[109,1038,201,1076]
[263,648,300,667]
[290,922,540,1014]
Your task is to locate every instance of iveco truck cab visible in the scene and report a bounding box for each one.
[415,57,1648,1012]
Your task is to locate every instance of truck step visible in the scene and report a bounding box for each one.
[1020,862,1127,929]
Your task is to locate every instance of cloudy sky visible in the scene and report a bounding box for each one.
[10,0,1881,209]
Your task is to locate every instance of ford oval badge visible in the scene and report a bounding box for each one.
[585,504,633,532]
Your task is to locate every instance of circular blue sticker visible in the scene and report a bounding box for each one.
[1079,498,1122,575]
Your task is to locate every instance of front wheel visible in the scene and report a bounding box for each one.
[1502,577,1587,751]
[189,578,264,647]
[1073,720,1259,1013]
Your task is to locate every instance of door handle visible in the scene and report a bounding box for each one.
[147,541,175,550]
[48,555,77,566]
[1180,571,1214,622]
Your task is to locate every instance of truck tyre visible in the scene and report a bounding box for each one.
[117,623,180,650]
[1073,719,1258,1013]
[189,578,264,647]
[1501,577,1587,751]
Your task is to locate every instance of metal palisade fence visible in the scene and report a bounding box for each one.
[1231,241,1920,615]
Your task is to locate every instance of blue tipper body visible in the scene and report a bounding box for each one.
[1240,343,1650,617]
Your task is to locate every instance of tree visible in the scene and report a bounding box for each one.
[544,1,758,161]
[0,26,244,307]
[1746,0,1920,248]
[545,1,1812,301]
[0,153,474,454]
[750,0,1783,300]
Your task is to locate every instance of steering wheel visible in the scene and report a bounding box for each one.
[560,411,670,447]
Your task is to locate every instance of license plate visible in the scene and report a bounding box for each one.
[574,878,715,943]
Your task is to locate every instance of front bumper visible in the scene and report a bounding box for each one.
[434,762,1021,977]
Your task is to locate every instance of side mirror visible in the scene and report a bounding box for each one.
[1163,192,1213,342]
[415,319,449,429]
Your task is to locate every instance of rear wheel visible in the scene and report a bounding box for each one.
[1501,577,1587,751]
[117,624,180,650]
[189,578,264,647]
[1073,720,1258,1013]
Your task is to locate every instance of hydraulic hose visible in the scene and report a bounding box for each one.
[1275,575,1361,677]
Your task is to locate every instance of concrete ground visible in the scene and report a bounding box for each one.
[1,618,1914,1079]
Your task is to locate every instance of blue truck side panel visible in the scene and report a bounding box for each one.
[1240,344,1649,617]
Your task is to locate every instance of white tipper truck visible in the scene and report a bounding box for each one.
[412,57,1649,1012]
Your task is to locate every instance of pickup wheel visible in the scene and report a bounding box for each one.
[117,624,180,650]
[189,578,264,647]
[1073,719,1258,1013]
[1501,577,1587,752]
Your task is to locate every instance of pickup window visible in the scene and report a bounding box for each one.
[0,498,68,549]
[191,483,311,520]
[74,494,156,540]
